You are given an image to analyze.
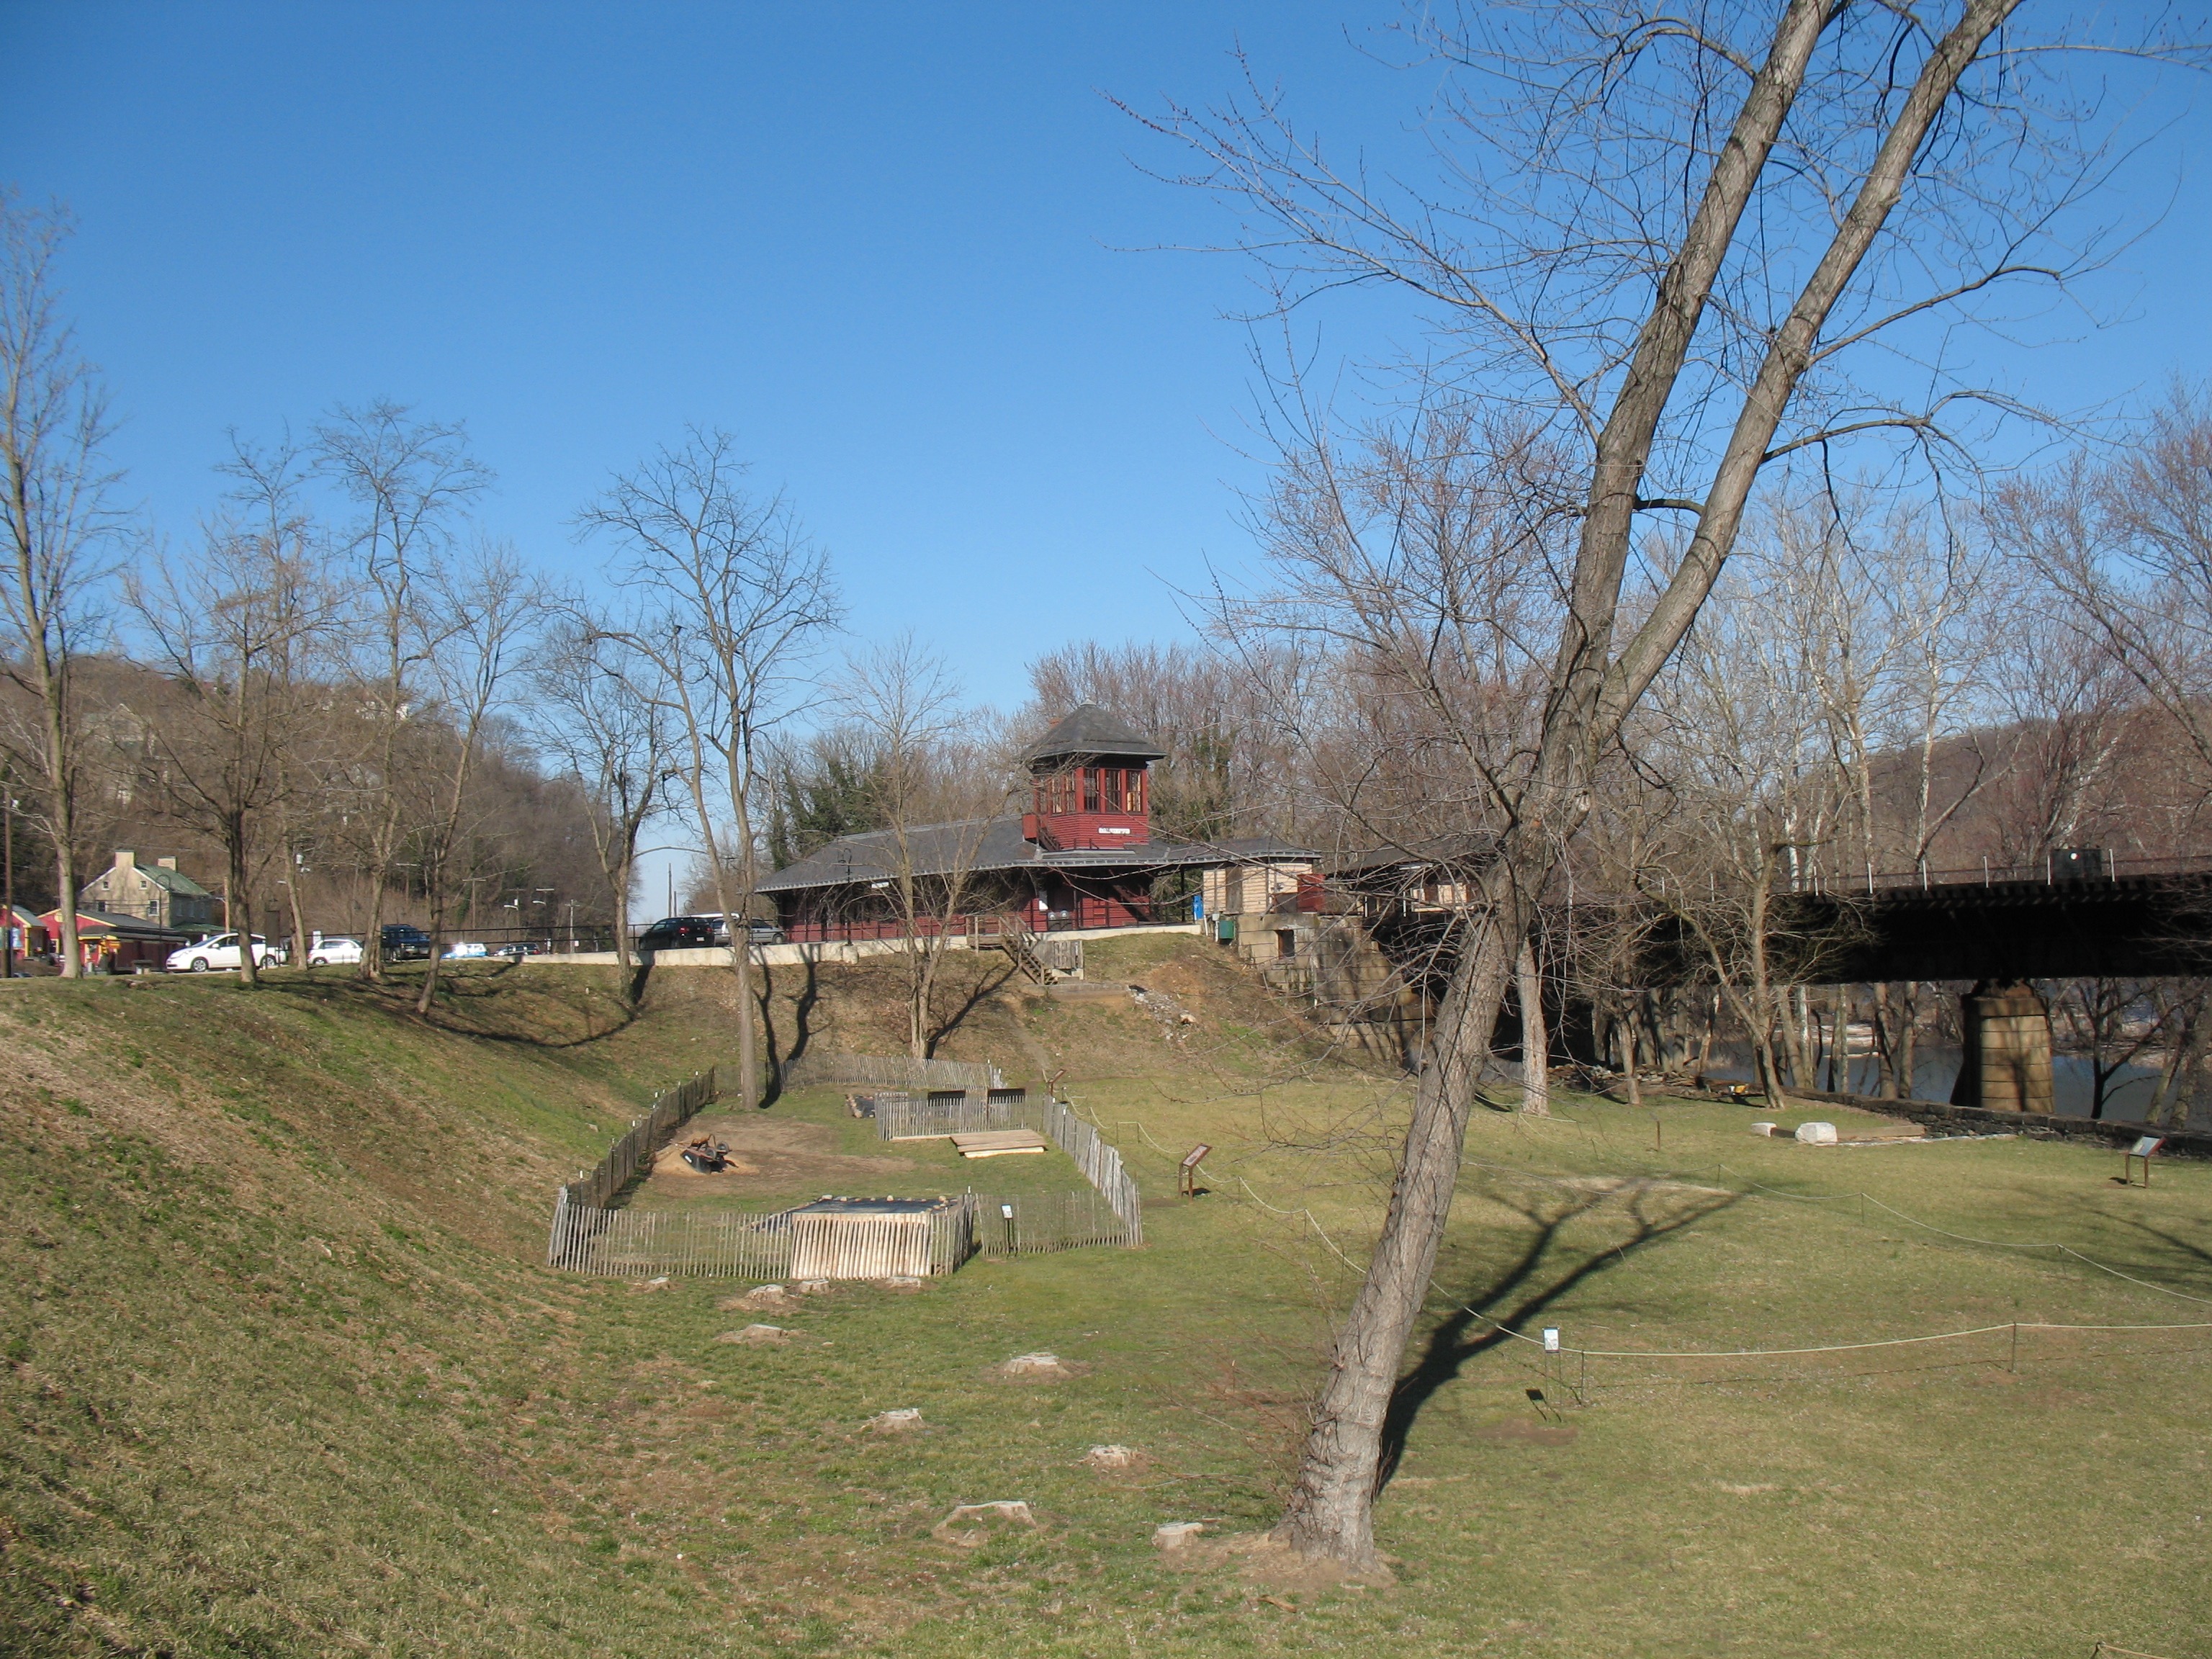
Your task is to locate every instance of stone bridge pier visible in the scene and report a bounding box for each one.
[1950,981,2055,1115]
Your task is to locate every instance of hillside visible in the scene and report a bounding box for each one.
[3,945,2208,1658]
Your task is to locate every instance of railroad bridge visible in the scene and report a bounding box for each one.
[1796,864,2212,984]
[1352,853,2212,1118]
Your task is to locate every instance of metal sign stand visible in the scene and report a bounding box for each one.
[1178,1143,1211,1197]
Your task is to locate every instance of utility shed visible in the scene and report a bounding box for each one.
[784,1196,976,1280]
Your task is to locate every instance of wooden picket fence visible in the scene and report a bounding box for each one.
[876,1093,1022,1139]
[1040,1097,1144,1246]
[783,1052,1002,1092]
[555,1069,719,1214]
[547,1195,979,1280]
[547,1201,793,1277]
[791,1200,976,1279]
[971,1187,1138,1254]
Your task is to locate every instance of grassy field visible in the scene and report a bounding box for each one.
[2,944,2208,1656]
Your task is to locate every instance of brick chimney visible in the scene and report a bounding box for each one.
[156,857,177,871]
[114,849,136,873]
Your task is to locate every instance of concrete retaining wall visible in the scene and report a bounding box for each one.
[519,920,1205,973]
[1784,1084,2209,1159]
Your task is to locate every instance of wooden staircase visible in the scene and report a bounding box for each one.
[999,924,1057,986]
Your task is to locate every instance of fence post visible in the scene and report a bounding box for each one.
[547,1186,570,1267]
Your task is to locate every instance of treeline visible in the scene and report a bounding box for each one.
[11,179,2210,1115]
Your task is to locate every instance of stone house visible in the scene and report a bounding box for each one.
[81,849,220,933]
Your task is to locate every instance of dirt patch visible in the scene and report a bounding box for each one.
[649,1141,761,1178]
[716,1323,792,1345]
[932,1501,1037,1547]
[1552,1174,1732,1198]
[635,1112,913,1201]
[1472,1417,1579,1447]
[1172,1529,1397,1591]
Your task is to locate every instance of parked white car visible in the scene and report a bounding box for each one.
[166,932,285,973]
[307,933,363,967]
[443,940,487,960]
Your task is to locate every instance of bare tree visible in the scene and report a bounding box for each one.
[408,543,540,1015]
[313,402,490,981]
[123,439,333,986]
[580,428,840,1109]
[2012,389,2212,814]
[1148,0,2188,1565]
[835,636,1019,1058]
[531,608,677,990]
[0,196,124,976]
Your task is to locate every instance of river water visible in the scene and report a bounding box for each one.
[1701,1044,2200,1129]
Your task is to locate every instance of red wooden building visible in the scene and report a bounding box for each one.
[760,704,1311,941]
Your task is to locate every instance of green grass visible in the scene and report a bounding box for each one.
[2,956,2208,1656]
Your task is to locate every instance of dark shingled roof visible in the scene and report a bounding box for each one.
[756,818,1316,894]
[139,863,213,898]
[1023,703,1166,765]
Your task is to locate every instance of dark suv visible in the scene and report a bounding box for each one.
[380,924,433,962]
[636,914,784,951]
[637,915,722,950]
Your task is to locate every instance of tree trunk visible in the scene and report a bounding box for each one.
[415,884,446,1015]
[51,829,79,978]
[611,848,637,994]
[1274,886,1527,1568]
[1515,940,1548,1116]
[39,672,81,979]
[733,812,760,1111]
[1780,984,1812,1089]
[1752,1016,1791,1110]
[284,849,310,968]
[1897,982,1920,1100]
[2149,1002,2207,1129]
[1870,983,1897,1097]
[228,822,258,989]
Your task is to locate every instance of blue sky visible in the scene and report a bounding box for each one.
[2,2,1429,707]
[4,0,2208,722]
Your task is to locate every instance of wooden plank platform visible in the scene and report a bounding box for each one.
[951,1130,1050,1159]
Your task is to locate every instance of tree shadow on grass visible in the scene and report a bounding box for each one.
[261,963,644,1051]
[925,956,1020,1058]
[760,954,823,1107]
[1376,1180,1738,1490]
[2067,1200,2212,1299]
